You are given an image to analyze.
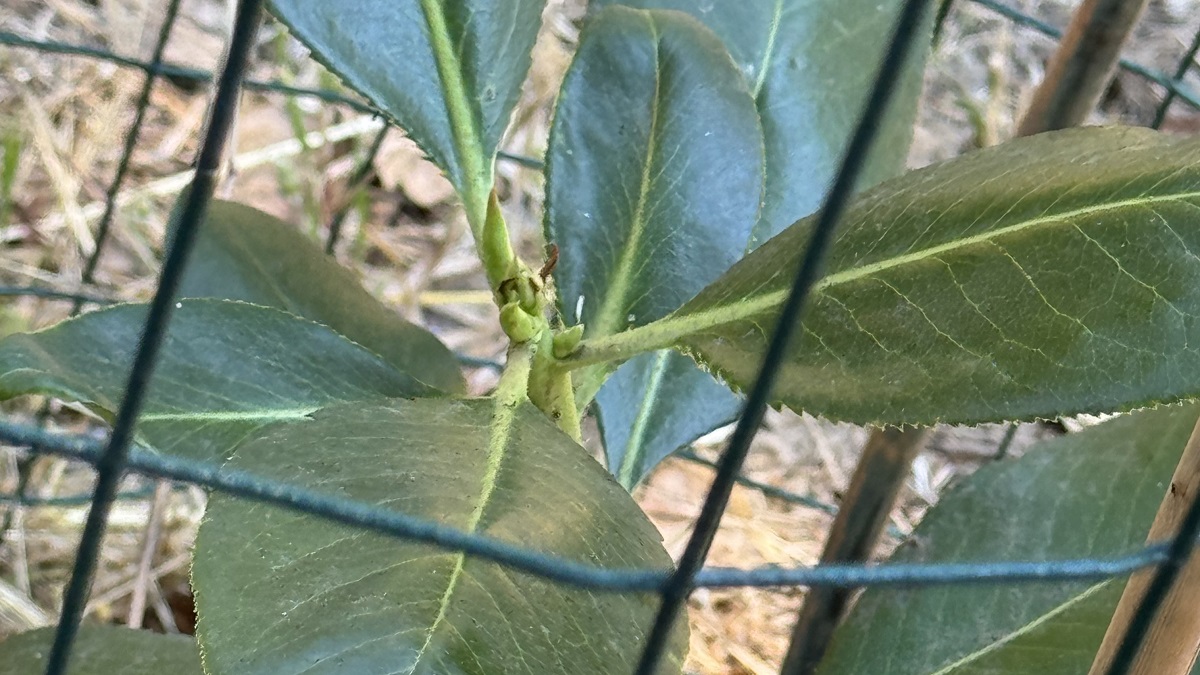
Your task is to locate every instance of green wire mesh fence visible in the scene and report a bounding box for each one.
[0,1,1198,674]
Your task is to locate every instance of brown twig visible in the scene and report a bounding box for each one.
[125,481,171,629]
[1087,413,1200,675]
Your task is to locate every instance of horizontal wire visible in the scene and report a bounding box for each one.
[674,448,839,517]
[0,31,543,169]
[0,30,376,114]
[0,286,116,305]
[0,417,1178,592]
[4,2,1196,118]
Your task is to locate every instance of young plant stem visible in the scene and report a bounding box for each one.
[496,340,535,408]
[1087,413,1200,675]
[780,427,929,675]
[488,207,580,440]
[571,363,611,416]
[563,319,683,371]
[528,329,582,443]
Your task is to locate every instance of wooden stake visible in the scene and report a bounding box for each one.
[781,427,930,674]
[1017,0,1152,135]
[1088,414,1200,675]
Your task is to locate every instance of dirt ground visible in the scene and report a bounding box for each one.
[1,0,1199,673]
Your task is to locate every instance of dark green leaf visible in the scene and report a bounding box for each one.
[179,199,464,393]
[588,127,1200,425]
[595,351,740,489]
[193,398,686,675]
[579,0,932,484]
[545,7,763,484]
[0,626,203,675]
[267,0,545,221]
[817,405,1198,675]
[547,6,763,340]
[590,0,930,245]
[0,300,433,462]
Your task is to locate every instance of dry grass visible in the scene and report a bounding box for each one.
[1,0,1199,672]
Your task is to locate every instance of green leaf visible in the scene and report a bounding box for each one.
[178,199,464,394]
[267,0,545,223]
[0,300,434,462]
[545,6,763,484]
[590,0,930,245]
[582,127,1200,425]
[817,405,1198,675]
[578,0,932,485]
[193,398,687,675]
[595,351,740,489]
[547,6,763,341]
[0,626,203,674]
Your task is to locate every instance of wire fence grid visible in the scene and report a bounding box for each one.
[0,0,1198,674]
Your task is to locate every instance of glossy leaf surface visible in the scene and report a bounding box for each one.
[817,405,1198,675]
[194,398,686,675]
[0,626,203,675]
[179,199,464,393]
[0,300,432,462]
[268,0,545,220]
[599,127,1200,425]
[579,0,931,483]
[545,7,762,484]
[591,0,929,245]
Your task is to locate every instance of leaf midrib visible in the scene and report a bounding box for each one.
[926,580,1113,675]
[137,408,317,422]
[411,381,520,669]
[616,350,672,488]
[752,0,783,99]
[578,187,1200,362]
[418,0,490,226]
[591,13,664,340]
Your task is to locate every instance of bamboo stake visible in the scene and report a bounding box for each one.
[1088,414,1200,675]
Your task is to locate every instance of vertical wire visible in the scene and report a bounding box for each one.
[1,0,184,554]
[74,0,186,303]
[325,122,387,254]
[630,1,935,672]
[1151,24,1200,129]
[42,1,265,672]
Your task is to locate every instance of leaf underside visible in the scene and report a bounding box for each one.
[655,127,1200,426]
[178,199,464,393]
[0,626,203,675]
[817,405,1199,675]
[0,300,433,462]
[576,0,930,483]
[545,7,763,485]
[193,398,686,675]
